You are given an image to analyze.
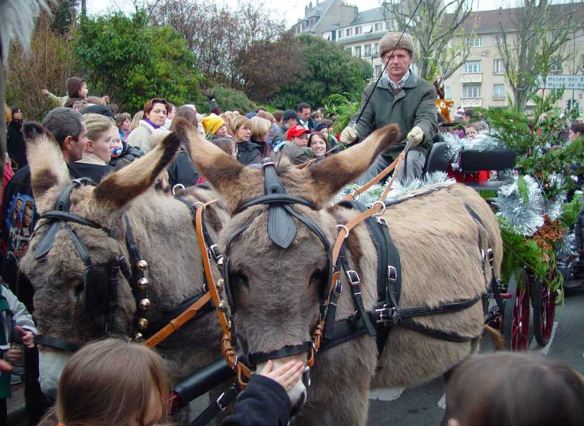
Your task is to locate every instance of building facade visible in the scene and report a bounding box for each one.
[291,1,584,113]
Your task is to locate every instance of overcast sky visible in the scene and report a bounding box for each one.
[87,0,534,27]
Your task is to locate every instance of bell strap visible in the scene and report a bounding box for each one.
[195,202,252,385]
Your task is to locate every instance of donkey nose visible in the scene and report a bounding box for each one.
[290,388,307,417]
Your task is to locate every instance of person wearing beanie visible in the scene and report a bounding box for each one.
[202,114,228,138]
[340,32,437,183]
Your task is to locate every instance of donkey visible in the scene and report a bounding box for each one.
[20,124,228,398]
[174,120,503,426]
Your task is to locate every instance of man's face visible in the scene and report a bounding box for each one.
[70,128,88,162]
[299,107,311,121]
[383,48,412,82]
[292,134,308,147]
[286,118,298,128]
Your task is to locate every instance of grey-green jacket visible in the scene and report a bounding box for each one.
[351,71,437,162]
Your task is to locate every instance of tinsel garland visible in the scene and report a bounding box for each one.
[337,172,452,206]
[494,175,544,236]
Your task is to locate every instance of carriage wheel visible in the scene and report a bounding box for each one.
[531,278,556,346]
[503,270,531,351]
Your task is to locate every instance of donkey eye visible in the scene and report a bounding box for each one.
[309,270,325,288]
[73,282,84,301]
[229,271,249,290]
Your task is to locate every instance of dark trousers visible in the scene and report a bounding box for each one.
[24,347,50,425]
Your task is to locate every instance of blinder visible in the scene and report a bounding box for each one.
[33,179,132,332]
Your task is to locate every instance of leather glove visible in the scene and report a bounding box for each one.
[407,126,424,147]
[340,126,358,145]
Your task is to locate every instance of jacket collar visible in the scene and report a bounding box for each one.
[379,70,418,90]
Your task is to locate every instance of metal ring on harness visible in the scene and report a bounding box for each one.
[372,201,386,217]
[172,183,186,195]
[351,189,360,201]
[336,224,350,239]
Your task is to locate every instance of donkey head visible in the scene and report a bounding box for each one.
[175,119,400,404]
[20,122,180,396]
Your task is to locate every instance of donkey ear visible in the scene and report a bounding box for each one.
[93,132,181,209]
[308,124,401,205]
[25,122,70,202]
[172,118,261,212]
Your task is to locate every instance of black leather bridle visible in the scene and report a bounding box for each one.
[221,160,334,366]
[33,179,152,351]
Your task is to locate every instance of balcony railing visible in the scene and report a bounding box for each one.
[460,73,483,83]
[460,98,483,107]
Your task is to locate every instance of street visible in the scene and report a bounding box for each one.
[367,286,584,426]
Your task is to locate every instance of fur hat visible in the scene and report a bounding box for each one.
[379,32,414,58]
[202,114,225,135]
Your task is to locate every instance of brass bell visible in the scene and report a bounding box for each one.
[133,332,143,342]
[139,298,151,310]
[216,279,224,291]
[137,318,149,330]
[217,257,225,267]
[137,277,149,289]
[137,260,149,270]
[218,301,228,312]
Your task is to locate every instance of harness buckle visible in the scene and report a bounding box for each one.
[375,304,399,325]
[486,248,494,267]
[387,265,398,282]
[333,279,343,297]
[346,270,361,286]
[216,391,230,411]
[208,244,221,261]
[376,216,387,226]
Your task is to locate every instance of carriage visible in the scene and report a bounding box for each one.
[426,136,561,351]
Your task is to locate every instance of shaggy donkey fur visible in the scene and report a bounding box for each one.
[21,126,229,398]
[175,120,502,426]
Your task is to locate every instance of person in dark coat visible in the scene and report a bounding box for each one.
[340,32,437,183]
[230,116,262,166]
[223,359,304,426]
[6,106,27,169]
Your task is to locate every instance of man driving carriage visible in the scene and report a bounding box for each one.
[340,32,438,183]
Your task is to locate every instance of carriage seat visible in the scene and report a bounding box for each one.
[422,142,449,175]
[459,148,517,191]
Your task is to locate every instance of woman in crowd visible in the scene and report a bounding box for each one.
[6,106,27,168]
[127,98,170,152]
[202,113,229,140]
[230,115,262,166]
[116,112,132,141]
[250,116,272,156]
[68,113,114,183]
[129,111,144,132]
[307,132,329,159]
[445,352,584,426]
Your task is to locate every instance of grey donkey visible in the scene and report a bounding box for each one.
[174,119,503,426]
[20,124,229,404]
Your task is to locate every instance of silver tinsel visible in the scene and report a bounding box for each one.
[543,173,567,221]
[442,132,504,171]
[337,172,452,206]
[495,175,544,236]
